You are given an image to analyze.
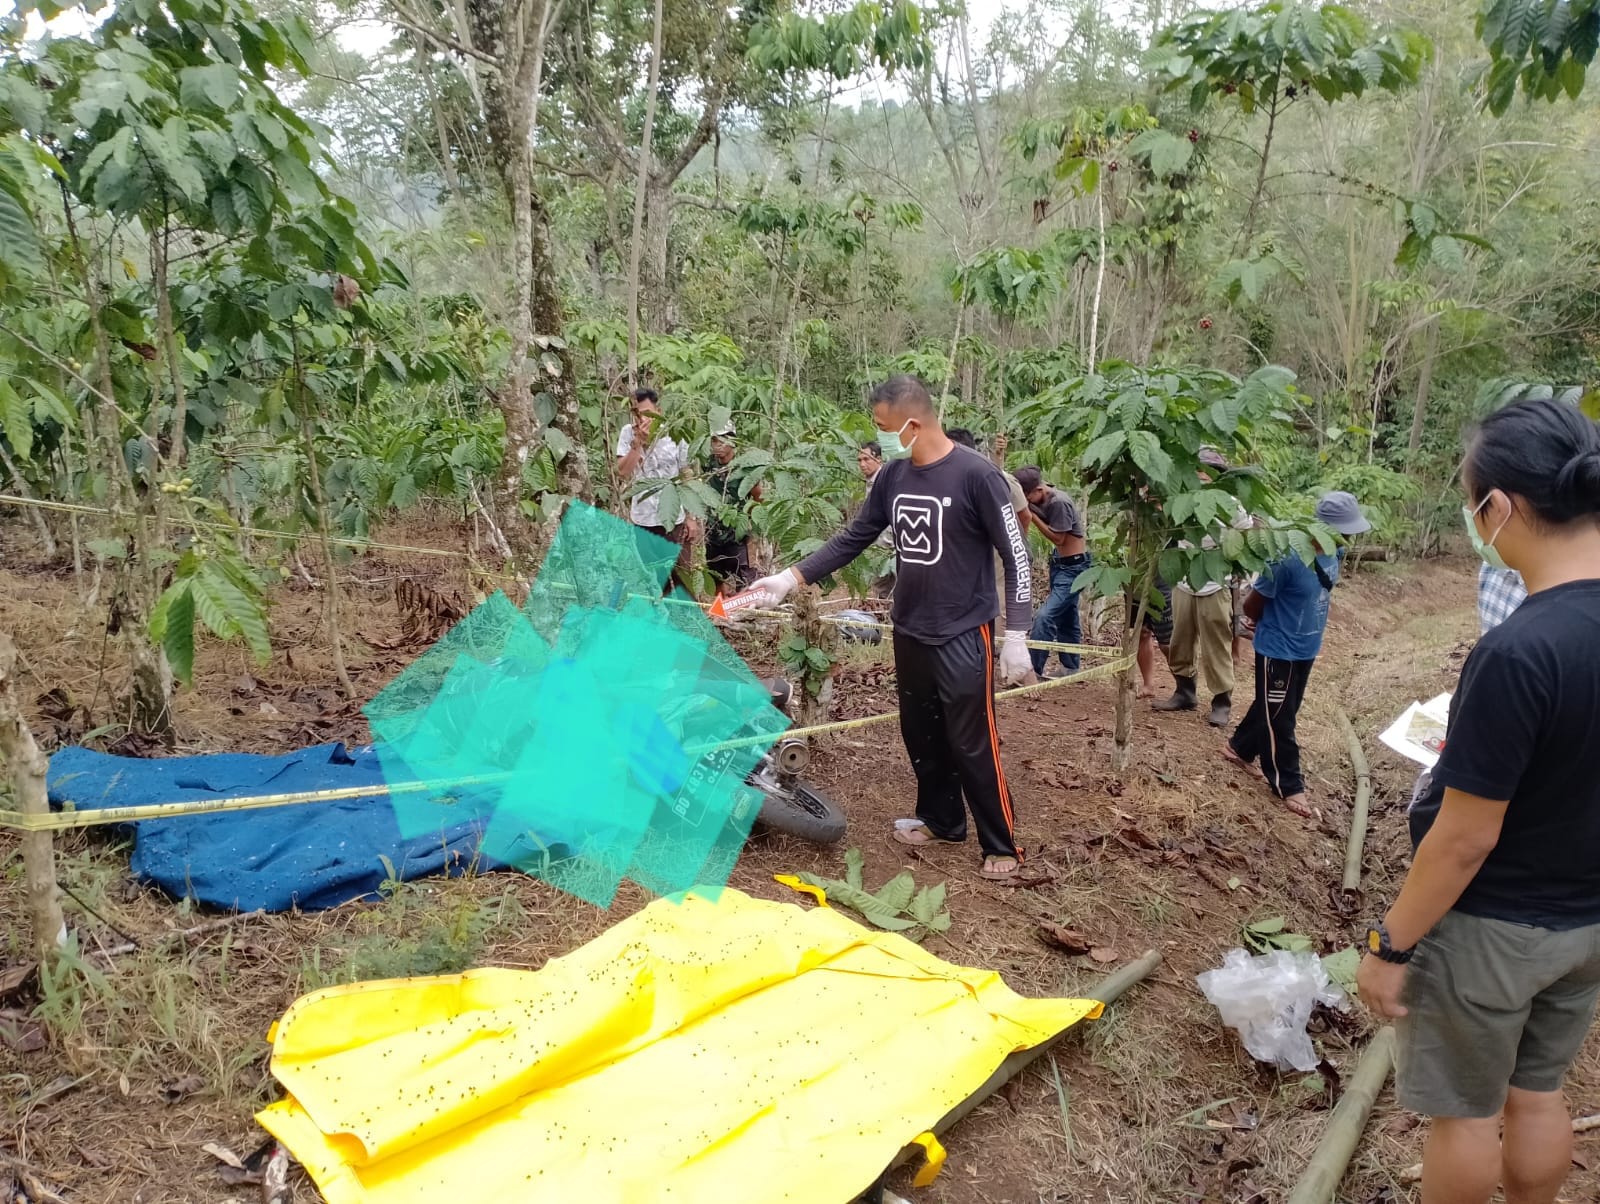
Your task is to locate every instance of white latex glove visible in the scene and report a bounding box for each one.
[748,567,802,606]
[999,630,1033,686]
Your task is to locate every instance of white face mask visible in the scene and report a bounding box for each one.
[1465,493,1512,571]
[877,417,918,459]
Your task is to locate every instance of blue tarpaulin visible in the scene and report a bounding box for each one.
[46,744,496,913]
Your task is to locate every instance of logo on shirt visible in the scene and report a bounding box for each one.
[999,502,1029,605]
[893,494,944,565]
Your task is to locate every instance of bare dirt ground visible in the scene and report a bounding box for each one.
[3,513,1596,1204]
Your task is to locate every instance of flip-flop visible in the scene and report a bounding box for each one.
[892,820,960,848]
[979,856,1021,880]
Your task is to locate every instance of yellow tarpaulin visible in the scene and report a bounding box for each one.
[257,888,1100,1203]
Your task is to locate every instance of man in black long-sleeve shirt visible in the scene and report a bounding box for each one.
[749,376,1033,879]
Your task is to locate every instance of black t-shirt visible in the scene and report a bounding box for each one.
[1031,487,1084,547]
[796,444,1031,642]
[1410,579,1600,929]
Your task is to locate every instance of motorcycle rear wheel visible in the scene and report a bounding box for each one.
[756,780,847,844]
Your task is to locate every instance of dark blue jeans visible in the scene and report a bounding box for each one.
[1030,553,1090,674]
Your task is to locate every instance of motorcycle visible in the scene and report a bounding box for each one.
[747,677,847,844]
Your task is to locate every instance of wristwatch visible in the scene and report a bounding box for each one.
[1366,923,1414,965]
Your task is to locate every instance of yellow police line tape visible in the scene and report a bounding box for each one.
[662,594,1115,657]
[2,494,1110,656]
[0,654,1132,833]
[1,492,1112,657]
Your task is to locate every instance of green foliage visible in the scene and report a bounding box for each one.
[1013,102,1158,195]
[0,0,1592,730]
[797,850,951,938]
[299,882,520,988]
[1018,363,1337,607]
[0,140,47,282]
[950,246,1061,323]
[777,629,834,699]
[1393,199,1495,272]
[0,375,74,460]
[1150,3,1429,113]
[147,494,270,683]
[1214,240,1306,304]
[1242,914,1314,954]
[1478,0,1599,114]
[747,1,928,80]
[14,0,332,245]
[1321,945,1361,994]
[1315,462,1421,545]
[1126,127,1194,178]
[32,932,116,1044]
[1472,376,1593,419]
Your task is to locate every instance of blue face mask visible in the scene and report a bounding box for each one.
[1464,494,1511,571]
[877,418,918,460]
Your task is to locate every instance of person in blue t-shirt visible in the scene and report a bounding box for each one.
[1223,491,1370,817]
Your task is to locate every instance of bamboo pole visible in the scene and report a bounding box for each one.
[2,655,1138,834]
[882,948,1163,1182]
[0,633,66,957]
[1285,1026,1396,1204]
[1337,708,1370,893]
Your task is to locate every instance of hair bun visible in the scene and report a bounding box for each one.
[1555,449,1600,512]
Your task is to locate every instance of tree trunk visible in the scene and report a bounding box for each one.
[466,0,586,538]
[1407,318,1440,457]
[1085,589,1113,642]
[61,184,174,738]
[534,197,591,507]
[938,304,964,415]
[1088,182,1107,372]
[1113,533,1148,772]
[0,442,57,557]
[643,181,672,333]
[791,586,834,730]
[298,415,355,699]
[0,632,66,958]
[469,0,542,556]
[625,0,666,386]
[417,36,463,193]
[496,131,540,550]
[1111,599,1141,772]
[122,617,174,740]
[1241,81,1280,248]
[150,220,189,470]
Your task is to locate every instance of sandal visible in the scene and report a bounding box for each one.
[980,856,1021,880]
[892,820,960,848]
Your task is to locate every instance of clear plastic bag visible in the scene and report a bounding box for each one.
[1197,948,1349,1071]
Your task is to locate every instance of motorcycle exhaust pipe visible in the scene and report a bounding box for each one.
[775,738,810,775]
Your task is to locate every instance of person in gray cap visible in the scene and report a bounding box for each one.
[1224,490,1371,817]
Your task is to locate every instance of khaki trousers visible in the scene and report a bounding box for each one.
[1169,588,1234,698]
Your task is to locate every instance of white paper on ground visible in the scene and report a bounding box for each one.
[1378,692,1452,769]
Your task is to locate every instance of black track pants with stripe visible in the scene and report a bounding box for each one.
[893,626,1020,861]
[1228,652,1315,799]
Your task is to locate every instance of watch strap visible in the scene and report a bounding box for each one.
[1366,923,1413,965]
